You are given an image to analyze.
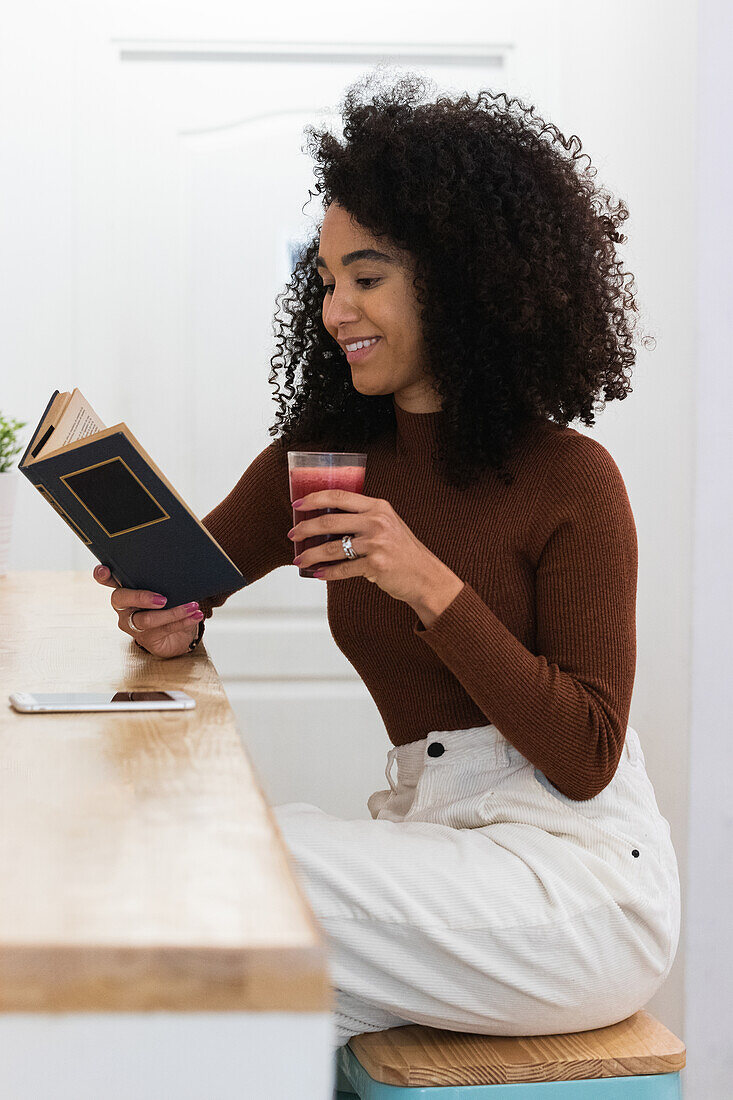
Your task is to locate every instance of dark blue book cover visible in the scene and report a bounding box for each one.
[21,391,246,608]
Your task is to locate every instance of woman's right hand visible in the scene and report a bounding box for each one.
[92,565,204,659]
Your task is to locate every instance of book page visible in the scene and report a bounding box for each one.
[33,388,106,460]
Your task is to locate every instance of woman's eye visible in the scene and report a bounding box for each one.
[322,278,380,295]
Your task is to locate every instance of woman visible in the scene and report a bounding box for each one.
[94,73,680,1047]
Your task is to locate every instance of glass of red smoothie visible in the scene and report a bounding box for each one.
[287,452,367,578]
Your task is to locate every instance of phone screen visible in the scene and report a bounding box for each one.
[29,692,175,705]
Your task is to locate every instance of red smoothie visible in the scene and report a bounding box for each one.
[289,464,366,578]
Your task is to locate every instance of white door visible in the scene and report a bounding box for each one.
[77,20,554,816]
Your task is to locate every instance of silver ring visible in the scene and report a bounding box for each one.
[341,534,359,560]
[128,610,144,633]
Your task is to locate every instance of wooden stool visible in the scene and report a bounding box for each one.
[335,1011,685,1097]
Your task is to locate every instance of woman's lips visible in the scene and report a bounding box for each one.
[345,337,381,364]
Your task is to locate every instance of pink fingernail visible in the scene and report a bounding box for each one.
[312,570,326,578]
[292,498,304,508]
[152,595,167,606]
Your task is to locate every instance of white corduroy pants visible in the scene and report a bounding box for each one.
[271,723,680,1049]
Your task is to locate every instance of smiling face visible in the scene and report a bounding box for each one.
[316,201,442,412]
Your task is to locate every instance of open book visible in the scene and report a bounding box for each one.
[20,388,246,609]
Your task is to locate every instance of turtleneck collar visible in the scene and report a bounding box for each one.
[393,398,445,458]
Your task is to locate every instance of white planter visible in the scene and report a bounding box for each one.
[0,469,19,576]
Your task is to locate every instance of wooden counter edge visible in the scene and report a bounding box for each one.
[0,943,332,1013]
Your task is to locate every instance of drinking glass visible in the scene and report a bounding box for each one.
[287,452,367,578]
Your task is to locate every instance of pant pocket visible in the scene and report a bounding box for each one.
[528,764,677,938]
[403,760,509,828]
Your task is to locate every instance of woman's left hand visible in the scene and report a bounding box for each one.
[288,490,447,606]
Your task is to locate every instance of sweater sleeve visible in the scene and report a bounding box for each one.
[412,434,638,800]
[195,441,294,627]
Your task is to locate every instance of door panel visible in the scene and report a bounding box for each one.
[97,34,527,812]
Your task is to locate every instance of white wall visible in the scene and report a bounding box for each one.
[0,0,120,568]
[539,0,697,1048]
[684,1,733,1096]
[1,0,705,1069]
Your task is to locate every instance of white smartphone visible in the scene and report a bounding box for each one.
[8,690,195,713]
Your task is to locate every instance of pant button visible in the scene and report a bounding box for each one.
[427,742,445,757]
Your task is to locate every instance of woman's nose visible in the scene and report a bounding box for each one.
[323,285,360,327]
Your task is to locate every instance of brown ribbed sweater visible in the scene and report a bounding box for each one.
[199,399,638,801]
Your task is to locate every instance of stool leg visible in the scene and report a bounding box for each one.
[334,1053,359,1098]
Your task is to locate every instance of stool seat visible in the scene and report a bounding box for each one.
[341,1011,685,1090]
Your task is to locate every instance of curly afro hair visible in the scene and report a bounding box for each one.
[267,69,654,489]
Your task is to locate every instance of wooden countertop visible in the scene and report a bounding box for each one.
[0,571,331,1013]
